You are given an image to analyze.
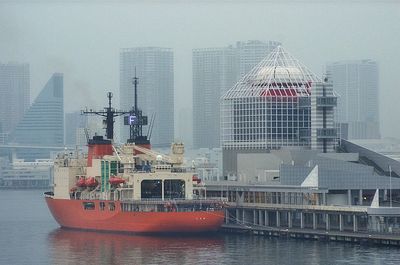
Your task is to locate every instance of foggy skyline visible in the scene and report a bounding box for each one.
[1,0,399,138]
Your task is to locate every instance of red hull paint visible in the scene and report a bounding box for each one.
[46,198,225,233]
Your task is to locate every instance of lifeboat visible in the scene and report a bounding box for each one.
[85,177,98,187]
[76,177,86,187]
[192,175,201,184]
[109,176,126,185]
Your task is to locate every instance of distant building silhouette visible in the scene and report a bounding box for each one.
[326,60,380,139]
[12,73,64,160]
[119,47,174,147]
[0,62,30,144]
[192,40,281,149]
[65,111,88,147]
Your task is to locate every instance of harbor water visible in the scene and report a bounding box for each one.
[1,190,399,265]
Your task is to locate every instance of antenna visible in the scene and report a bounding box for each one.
[148,113,156,141]
[126,71,150,145]
[84,128,90,143]
[82,92,130,140]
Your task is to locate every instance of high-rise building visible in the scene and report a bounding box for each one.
[12,73,64,159]
[65,111,88,147]
[192,46,238,149]
[192,40,281,149]
[0,62,30,143]
[221,46,338,176]
[326,60,380,139]
[120,47,174,147]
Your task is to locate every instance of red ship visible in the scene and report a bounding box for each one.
[45,90,225,233]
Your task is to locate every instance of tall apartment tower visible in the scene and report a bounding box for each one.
[65,111,88,147]
[326,60,380,139]
[192,46,238,149]
[13,73,64,159]
[0,63,30,143]
[120,47,174,147]
[192,40,281,149]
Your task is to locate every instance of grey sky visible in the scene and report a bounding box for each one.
[0,0,399,138]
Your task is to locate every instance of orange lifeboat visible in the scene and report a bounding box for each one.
[85,177,98,187]
[109,176,126,185]
[76,177,86,187]
[192,175,201,184]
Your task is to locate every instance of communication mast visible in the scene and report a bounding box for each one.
[82,92,129,141]
[124,71,150,145]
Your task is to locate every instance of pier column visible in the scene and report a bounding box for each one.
[288,212,292,228]
[236,209,240,223]
[265,210,269,226]
[276,211,280,227]
[322,193,327,205]
[225,209,229,224]
[359,189,363,205]
[326,213,330,231]
[313,213,317,230]
[347,190,352,205]
[259,210,263,226]
[339,214,343,231]
[300,212,304,229]
[253,210,256,225]
[353,215,358,232]
[242,209,245,225]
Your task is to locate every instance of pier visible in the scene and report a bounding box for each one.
[204,182,400,246]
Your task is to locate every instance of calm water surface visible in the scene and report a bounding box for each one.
[0,190,399,265]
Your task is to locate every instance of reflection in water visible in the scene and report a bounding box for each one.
[48,229,225,265]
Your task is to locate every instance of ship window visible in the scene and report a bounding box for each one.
[83,202,95,210]
[109,202,115,211]
[99,201,105,211]
[164,180,185,199]
[141,180,162,199]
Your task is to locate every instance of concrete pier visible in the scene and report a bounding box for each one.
[223,202,400,246]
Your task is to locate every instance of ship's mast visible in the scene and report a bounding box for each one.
[127,71,149,145]
[82,92,130,141]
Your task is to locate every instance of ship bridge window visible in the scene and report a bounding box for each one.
[141,180,162,199]
[83,202,95,210]
[164,180,185,199]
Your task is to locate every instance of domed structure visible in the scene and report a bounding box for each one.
[221,46,337,157]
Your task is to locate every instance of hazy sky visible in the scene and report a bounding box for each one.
[1,0,399,138]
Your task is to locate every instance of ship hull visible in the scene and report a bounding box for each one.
[46,197,225,233]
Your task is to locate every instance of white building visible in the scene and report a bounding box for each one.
[119,47,174,147]
[221,46,338,177]
[192,40,281,149]
[0,159,53,188]
[326,60,380,139]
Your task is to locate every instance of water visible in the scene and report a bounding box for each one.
[1,190,399,265]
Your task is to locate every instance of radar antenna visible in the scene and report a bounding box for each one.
[82,92,130,140]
